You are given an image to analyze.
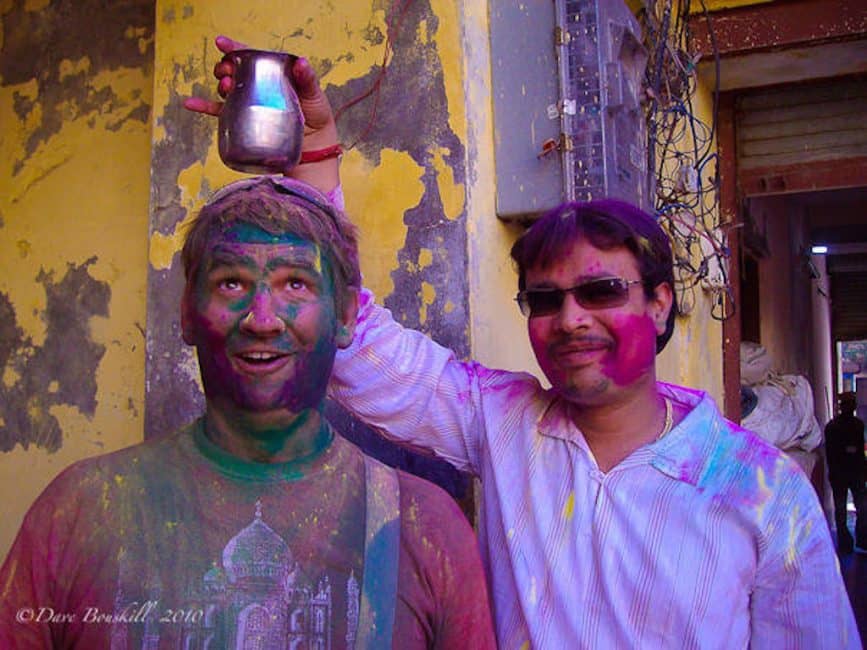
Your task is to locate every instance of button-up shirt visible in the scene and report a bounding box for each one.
[330,290,859,648]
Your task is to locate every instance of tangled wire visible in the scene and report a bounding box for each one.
[640,0,733,320]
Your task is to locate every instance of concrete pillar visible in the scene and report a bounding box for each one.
[810,253,834,426]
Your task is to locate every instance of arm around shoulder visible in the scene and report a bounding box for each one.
[330,287,498,474]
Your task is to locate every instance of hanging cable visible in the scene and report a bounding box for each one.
[333,0,415,152]
[639,0,731,320]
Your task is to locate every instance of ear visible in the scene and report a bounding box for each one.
[180,284,196,345]
[648,281,673,336]
[335,287,359,349]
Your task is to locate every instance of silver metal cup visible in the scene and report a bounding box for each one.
[217,49,304,174]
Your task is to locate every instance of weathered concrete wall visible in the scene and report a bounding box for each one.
[0,0,732,560]
[144,0,724,428]
[0,0,154,557]
[462,1,543,377]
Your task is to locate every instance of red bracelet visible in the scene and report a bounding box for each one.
[299,144,343,164]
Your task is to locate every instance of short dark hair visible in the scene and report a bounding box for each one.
[510,199,677,352]
[181,177,361,313]
[839,391,857,410]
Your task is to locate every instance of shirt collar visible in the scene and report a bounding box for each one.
[191,417,338,483]
[537,382,727,485]
[650,383,726,486]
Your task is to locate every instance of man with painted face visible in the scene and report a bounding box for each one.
[330,202,858,649]
[0,177,496,649]
[185,38,858,648]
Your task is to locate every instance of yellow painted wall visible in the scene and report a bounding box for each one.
[151,0,443,304]
[0,4,153,558]
[460,0,544,376]
[0,1,727,568]
[150,0,724,412]
[700,0,773,10]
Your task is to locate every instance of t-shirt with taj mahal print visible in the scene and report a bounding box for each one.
[0,419,495,649]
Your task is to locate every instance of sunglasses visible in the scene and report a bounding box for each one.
[516,278,643,317]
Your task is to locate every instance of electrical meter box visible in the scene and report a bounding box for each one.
[491,0,649,221]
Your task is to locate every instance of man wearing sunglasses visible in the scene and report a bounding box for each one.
[331,202,857,649]
[186,37,857,649]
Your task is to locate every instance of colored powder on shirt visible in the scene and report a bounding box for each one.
[562,492,575,520]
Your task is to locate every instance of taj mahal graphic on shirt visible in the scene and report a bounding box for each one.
[110,501,359,649]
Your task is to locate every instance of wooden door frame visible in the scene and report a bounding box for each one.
[718,92,742,422]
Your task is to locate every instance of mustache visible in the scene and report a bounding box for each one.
[547,335,613,352]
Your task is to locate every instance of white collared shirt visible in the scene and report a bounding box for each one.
[330,289,859,649]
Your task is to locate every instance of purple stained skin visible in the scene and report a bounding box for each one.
[183,225,343,419]
[601,312,657,386]
[526,239,664,407]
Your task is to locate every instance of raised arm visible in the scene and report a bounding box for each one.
[328,288,542,475]
[185,37,540,476]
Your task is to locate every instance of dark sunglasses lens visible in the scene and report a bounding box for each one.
[525,290,564,316]
[576,279,629,308]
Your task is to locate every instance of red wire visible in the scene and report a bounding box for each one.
[335,0,414,150]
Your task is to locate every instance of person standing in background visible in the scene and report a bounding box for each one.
[825,391,867,554]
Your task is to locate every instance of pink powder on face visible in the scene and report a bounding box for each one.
[601,313,656,386]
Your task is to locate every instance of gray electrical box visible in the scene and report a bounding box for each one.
[490,0,648,221]
[490,2,564,220]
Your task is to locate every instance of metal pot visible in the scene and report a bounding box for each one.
[217,49,304,174]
